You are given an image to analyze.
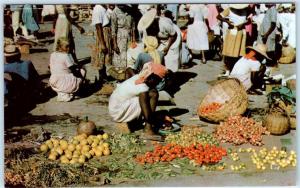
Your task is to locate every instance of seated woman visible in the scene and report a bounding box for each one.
[109,62,167,136]
[49,37,86,102]
[230,43,269,94]
[4,44,40,107]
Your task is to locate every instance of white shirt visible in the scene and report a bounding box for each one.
[230,57,261,90]
[189,4,208,22]
[158,17,176,39]
[110,75,149,102]
[91,5,109,27]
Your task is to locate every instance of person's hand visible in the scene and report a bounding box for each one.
[228,23,234,29]
[236,24,244,31]
[100,45,108,54]
[78,26,85,34]
[130,41,137,49]
[163,47,169,55]
[262,34,268,44]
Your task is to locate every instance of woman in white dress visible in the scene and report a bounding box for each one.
[186,4,211,64]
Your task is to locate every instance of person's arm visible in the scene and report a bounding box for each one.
[110,10,120,54]
[250,63,266,84]
[205,18,212,32]
[262,22,276,43]
[64,5,85,34]
[216,8,234,29]
[163,32,177,55]
[95,23,107,53]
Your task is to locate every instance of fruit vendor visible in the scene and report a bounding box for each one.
[109,61,167,136]
[229,43,270,94]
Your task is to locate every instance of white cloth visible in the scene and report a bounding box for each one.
[179,4,189,17]
[158,17,176,39]
[287,13,296,48]
[109,75,149,122]
[42,5,56,16]
[230,57,261,90]
[138,4,153,15]
[186,4,209,51]
[91,5,109,27]
[163,24,182,72]
[127,42,144,68]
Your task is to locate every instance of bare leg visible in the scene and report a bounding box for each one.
[139,89,159,135]
[201,50,206,64]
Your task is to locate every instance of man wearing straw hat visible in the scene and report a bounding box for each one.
[230,43,270,94]
[4,44,40,107]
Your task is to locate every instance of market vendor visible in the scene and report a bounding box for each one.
[4,44,41,107]
[109,61,167,136]
[229,43,270,94]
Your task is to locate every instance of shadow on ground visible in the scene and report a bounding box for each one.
[165,71,197,97]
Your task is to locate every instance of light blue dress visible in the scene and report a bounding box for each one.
[22,4,39,33]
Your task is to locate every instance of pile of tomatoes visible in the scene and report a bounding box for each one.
[199,102,222,115]
[135,143,227,166]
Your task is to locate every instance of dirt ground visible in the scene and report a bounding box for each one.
[5,22,297,186]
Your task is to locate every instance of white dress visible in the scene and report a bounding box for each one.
[187,4,209,51]
[108,75,149,123]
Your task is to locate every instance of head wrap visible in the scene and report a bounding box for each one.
[135,61,167,85]
[143,36,161,65]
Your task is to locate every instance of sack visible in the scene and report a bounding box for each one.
[198,78,248,123]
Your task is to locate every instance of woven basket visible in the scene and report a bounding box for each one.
[107,66,126,81]
[290,114,296,129]
[198,78,248,123]
[264,111,290,135]
[286,79,296,90]
[278,46,296,64]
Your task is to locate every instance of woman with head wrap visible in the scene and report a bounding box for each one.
[109,62,167,136]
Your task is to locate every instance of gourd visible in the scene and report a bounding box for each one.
[77,116,96,136]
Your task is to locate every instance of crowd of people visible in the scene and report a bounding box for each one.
[4,4,296,136]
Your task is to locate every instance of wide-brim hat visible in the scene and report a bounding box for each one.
[246,43,271,60]
[4,45,20,57]
[229,4,249,9]
[137,8,157,31]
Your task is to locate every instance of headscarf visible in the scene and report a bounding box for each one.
[244,50,257,61]
[135,61,167,85]
[143,36,161,65]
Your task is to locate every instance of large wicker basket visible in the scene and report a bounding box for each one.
[290,114,296,129]
[197,78,248,123]
[264,110,290,135]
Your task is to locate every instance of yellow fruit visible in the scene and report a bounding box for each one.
[60,140,68,150]
[84,152,92,159]
[97,145,104,152]
[97,134,103,140]
[91,142,98,148]
[79,133,88,139]
[102,133,109,140]
[82,145,90,153]
[80,139,88,146]
[89,150,95,156]
[65,151,73,160]
[69,158,78,164]
[40,144,48,152]
[76,144,82,151]
[52,139,60,147]
[60,155,68,161]
[61,158,69,164]
[72,139,80,145]
[68,144,76,152]
[95,149,103,157]
[50,151,58,157]
[46,142,54,149]
[102,143,109,148]
[56,147,64,155]
[87,137,93,145]
[49,153,57,160]
[78,155,85,163]
[103,149,110,156]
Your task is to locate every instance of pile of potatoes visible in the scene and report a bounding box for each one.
[39,133,110,164]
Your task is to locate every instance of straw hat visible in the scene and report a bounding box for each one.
[229,4,249,9]
[246,43,271,60]
[4,45,20,57]
[137,8,157,31]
